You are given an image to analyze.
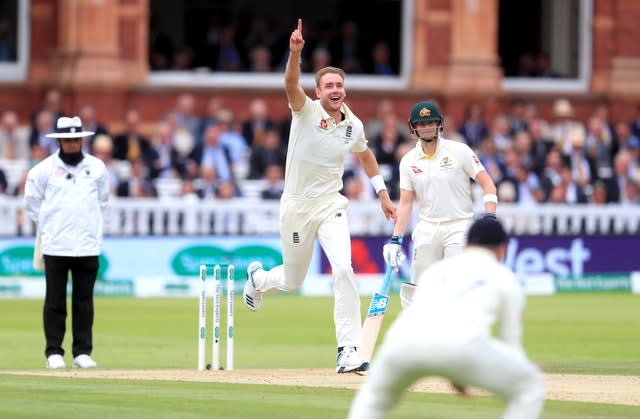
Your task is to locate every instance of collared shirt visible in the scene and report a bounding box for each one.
[284,97,367,198]
[201,145,232,182]
[24,153,109,256]
[407,247,525,351]
[399,138,485,222]
[0,126,31,160]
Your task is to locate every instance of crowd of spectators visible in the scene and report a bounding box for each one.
[150,15,398,76]
[1,89,640,209]
[469,99,640,206]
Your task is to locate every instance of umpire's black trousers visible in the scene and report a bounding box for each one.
[43,255,99,358]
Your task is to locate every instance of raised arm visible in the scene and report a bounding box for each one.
[284,18,307,112]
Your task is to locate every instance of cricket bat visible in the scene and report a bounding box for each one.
[360,263,395,362]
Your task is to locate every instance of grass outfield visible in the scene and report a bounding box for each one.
[1,293,639,418]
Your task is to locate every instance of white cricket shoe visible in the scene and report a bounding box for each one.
[73,354,97,368]
[243,261,264,311]
[336,347,369,374]
[46,354,66,369]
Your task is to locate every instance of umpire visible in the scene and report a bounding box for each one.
[24,116,109,369]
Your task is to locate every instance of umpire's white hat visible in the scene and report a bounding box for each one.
[46,116,95,138]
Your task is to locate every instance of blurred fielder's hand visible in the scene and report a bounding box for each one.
[383,243,405,271]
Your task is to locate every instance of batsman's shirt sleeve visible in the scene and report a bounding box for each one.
[462,145,487,180]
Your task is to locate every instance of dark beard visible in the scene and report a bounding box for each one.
[58,148,84,166]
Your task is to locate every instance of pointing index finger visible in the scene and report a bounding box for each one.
[297,19,302,33]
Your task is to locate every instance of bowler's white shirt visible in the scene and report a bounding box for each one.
[408,247,525,350]
[284,97,367,198]
[24,153,109,256]
[399,138,485,222]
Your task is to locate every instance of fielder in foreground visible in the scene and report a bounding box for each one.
[349,216,544,419]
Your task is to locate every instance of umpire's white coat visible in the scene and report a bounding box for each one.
[349,247,544,419]
[24,152,109,256]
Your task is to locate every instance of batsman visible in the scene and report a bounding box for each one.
[383,100,498,306]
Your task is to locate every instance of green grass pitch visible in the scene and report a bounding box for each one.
[0,293,639,418]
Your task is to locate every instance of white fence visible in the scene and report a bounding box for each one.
[1,196,639,237]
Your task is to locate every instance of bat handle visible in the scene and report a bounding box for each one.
[380,263,394,295]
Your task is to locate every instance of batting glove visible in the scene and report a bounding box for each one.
[383,236,405,271]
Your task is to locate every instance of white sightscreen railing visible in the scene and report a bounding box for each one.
[1,196,638,237]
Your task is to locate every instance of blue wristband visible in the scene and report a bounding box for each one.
[390,235,403,245]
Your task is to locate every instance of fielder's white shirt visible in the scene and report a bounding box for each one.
[399,138,486,222]
[408,247,525,350]
[24,153,110,256]
[284,97,367,198]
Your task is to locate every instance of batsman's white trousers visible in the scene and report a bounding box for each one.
[349,319,544,419]
[255,193,362,348]
[410,218,472,284]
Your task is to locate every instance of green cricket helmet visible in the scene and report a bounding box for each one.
[408,100,444,139]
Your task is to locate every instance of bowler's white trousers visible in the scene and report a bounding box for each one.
[254,193,362,348]
[349,316,544,419]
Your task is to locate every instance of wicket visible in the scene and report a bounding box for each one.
[198,263,234,371]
